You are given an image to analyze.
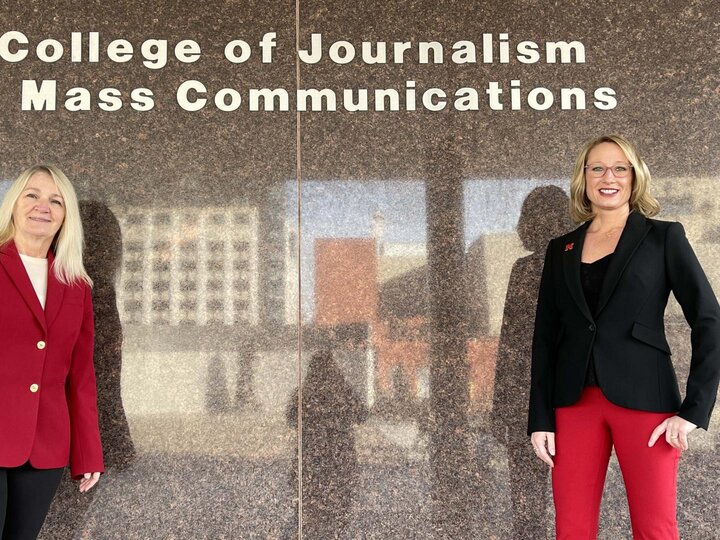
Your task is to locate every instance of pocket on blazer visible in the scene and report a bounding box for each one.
[631,322,672,355]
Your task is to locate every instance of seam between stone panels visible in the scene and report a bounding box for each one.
[295,0,303,537]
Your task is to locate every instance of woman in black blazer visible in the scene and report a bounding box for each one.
[528,135,720,539]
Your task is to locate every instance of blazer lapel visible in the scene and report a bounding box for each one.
[44,251,64,328]
[0,241,47,332]
[562,222,594,323]
[595,212,652,316]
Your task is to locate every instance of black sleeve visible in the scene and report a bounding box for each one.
[666,222,720,430]
[528,241,561,434]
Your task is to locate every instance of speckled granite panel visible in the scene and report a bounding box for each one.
[298,1,719,538]
[0,1,298,538]
[297,0,719,180]
[0,0,718,538]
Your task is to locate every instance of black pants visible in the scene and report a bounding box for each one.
[0,464,63,540]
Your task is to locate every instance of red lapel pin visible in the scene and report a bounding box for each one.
[564,242,574,251]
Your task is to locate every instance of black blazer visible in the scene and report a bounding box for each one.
[528,211,720,434]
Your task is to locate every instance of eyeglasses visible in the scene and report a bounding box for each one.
[584,164,633,178]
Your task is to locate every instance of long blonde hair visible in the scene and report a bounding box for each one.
[0,164,92,286]
[569,134,660,223]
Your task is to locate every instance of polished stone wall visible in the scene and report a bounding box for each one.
[0,0,718,538]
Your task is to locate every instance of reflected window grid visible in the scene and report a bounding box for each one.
[115,207,260,326]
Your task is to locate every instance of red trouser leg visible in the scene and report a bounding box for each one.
[606,397,680,540]
[553,387,613,539]
[553,387,680,540]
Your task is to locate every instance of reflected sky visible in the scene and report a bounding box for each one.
[291,178,568,320]
[2,176,570,322]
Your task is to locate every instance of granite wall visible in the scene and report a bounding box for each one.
[0,0,718,538]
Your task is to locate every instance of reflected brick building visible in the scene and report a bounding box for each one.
[313,232,502,412]
[315,238,378,326]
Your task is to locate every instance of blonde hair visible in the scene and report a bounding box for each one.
[569,134,660,223]
[0,164,92,286]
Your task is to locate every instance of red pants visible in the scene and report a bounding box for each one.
[553,387,680,540]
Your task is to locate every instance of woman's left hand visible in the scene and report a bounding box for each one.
[648,416,697,451]
[79,472,101,493]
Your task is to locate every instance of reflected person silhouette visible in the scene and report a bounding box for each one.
[287,349,369,538]
[40,201,135,539]
[234,344,255,409]
[490,186,571,539]
[206,354,231,413]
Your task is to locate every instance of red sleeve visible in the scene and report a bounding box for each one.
[66,283,105,479]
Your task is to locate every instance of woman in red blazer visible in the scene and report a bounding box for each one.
[0,165,103,539]
[528,135,720,539]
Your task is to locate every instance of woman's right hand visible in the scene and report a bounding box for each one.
[530,431,555,468]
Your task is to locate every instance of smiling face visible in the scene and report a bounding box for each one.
[584,142,633,215]
[12,171,66,247]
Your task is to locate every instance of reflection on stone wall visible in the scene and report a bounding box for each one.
[0,0,716,537]
[115,206,261,326]
[289,350,369,538]
[490,186,572,539]
[41,202,136,539]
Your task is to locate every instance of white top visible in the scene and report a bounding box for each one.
[20,253,49,309]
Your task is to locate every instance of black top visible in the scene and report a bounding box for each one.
[528,213,720,435]
[581,253,613,386]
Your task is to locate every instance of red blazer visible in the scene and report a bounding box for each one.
[0,241,104,479]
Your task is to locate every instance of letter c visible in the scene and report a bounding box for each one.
[177,80,207,111]
[0,31,29,62]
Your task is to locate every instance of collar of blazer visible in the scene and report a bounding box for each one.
[562,211,652,323]
[0,240,65,332]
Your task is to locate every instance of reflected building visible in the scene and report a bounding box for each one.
[314,238,378,407]
[655,177,720,293]
[466,232,527,412]
[105,201,299,453]
[114,203,299,329]
[312,223,508,416]
[376,241,429,409]
[115,206,260,326]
